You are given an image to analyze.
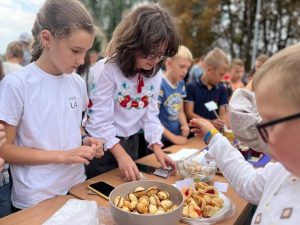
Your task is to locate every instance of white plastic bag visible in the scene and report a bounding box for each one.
[43,199,98,225]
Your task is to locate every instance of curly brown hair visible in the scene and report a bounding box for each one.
[105,4,180,78]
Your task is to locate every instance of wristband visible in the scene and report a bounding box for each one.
[203,128,219,145]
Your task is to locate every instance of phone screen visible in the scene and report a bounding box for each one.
[136,163,156,174]
[136,163,170,178]
[88,181,115,200]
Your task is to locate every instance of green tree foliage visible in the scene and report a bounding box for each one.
[81,0,138,42]
[160,0,221,58]
[160,0,300,70]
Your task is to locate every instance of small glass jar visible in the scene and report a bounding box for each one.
[177,150,216,182]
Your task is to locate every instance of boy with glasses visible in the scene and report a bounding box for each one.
[189,43,300,224]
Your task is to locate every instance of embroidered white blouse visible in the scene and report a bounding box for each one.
[84,59,163,149]
[208,133,300,225]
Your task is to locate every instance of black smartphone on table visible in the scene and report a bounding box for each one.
[88,181,115,200]
[136,163,171,179]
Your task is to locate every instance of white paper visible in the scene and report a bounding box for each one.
[43,199,98,225]
[168,148,200,161]
[175,178,194,190]
[204,101,218,111]
[214,181,228,193]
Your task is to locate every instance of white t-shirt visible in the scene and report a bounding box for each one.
[85,59,163,149]
[0,63,88,209]
[208,134,300,224]
[3,61,23,75]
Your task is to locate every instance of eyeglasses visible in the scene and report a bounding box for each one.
[144,52,168,61]
[256,112,300,143]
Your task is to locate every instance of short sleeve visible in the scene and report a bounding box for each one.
[0,75,24,126]
[218,84,228,106]
[184,82,195,102]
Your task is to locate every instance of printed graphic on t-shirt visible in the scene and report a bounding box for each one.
[68,96,78,109]
[163,93,182,121]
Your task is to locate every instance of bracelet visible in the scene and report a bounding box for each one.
[203,128,219,145]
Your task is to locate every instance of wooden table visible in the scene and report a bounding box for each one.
[69,137,252,225]
[0,195,75,225]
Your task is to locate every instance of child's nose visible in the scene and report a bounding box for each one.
[77,56,85,65]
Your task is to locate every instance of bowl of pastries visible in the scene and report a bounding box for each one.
[177,149,217,182]
[109,180,184,225]
[181,181,233,223]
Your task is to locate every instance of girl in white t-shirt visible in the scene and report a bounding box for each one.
[84,4,180,181]
[0,0,103,209]
[190,43,300,224]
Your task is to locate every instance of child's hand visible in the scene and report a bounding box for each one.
[153,144,177,174]
[117,153,140,181]
[0,157,4,172]
[181,125,190,137]
[0,124,6,149]
[189,118,215,138]
[83,137,104,158]
[63,146,95,165]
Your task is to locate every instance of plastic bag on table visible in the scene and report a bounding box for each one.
[181,193,236,225]
[42,199,98,225]
[97,205,115,225]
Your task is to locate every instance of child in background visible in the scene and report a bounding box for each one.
[84,4,179,181]
[19,32,33,66]
[184,48,229,130]
[158,45,192,147]
[229,58,245,91]
[0,0,103,210]
[3,41,24,75]
[255,54,269,71]
[190,43,300,224]
[187,55,205,83]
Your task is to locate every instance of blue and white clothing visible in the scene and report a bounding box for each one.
[158,76,186,136]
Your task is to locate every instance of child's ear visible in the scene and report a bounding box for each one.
[205,65,213,73]
[40,30,52,49]
[165,58,172,68]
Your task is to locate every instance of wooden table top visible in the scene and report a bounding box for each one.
[0,195,75,225]
[69,137,251,225]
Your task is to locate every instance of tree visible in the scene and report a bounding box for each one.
[160,0,222,58]
[160,0,300,70]
[81,0,139,42]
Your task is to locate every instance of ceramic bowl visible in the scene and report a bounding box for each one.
[109,180,184,225]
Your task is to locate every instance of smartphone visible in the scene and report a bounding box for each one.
[88,181,115,200]
[136,163,171,179]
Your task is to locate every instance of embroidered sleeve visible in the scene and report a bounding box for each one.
[84,62,119,149]
[142,76,164,148]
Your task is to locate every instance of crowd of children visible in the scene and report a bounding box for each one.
[1,0,299,224]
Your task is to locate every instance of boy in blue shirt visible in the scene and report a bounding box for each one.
[158,46,193,147]
[184,48,229,131]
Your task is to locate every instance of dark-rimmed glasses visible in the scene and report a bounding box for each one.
[145,53,168,61]
[256,112,300,143]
